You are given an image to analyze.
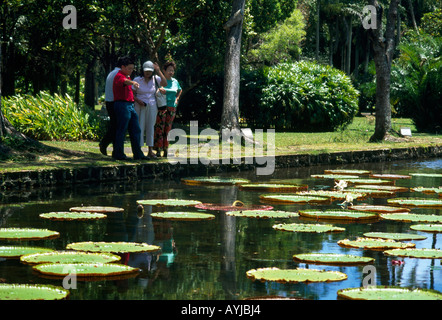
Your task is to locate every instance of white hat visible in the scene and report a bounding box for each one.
[143,61,154,72]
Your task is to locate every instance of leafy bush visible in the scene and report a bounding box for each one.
[242,61,359,131]
[2,91,103,141]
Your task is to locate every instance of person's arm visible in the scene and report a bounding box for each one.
[154,63,167,86]
[124,78,139,89]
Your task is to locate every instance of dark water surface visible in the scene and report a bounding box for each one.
[1,159,441,300]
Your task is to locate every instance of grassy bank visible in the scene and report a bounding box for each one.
[1,117,441,173]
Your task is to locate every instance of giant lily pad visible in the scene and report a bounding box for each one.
[324,169,371,176]
[259,194,331,204]
[272,223,345,233]
[384,248,442,259]
[344,188,395,198]
[20,251,121,265]
[66,241,161,253]
[0,284,69,300]
[311,174,360,180]
[33,263,140,279]
[39,211,107,221]
[353,185,409,192]
[338,237,415,250]
[337,286,442,300]
[340,178,395,186]
[387,198,442,207]
[137,199,202,207]
[0,246,55,259]
[295,190,366,200]
[195,203,273,211]
[379,213,442,223]
[363,232,427,241]
[69,206,124,213]
[181,176,250,186]
[150,212,215,221]
[410,224,442,233]
[226,210,298,219]
[238,183,308,192]
[0,228,60,241]
[299,209,378,221]
[246,267,347,284]
[292,253,374,265]
[369,174,411,180]
[411,187,442,194]
[348,205,410,214]
[410,173,442,178]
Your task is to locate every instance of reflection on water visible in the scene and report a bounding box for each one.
[0,159,441,300]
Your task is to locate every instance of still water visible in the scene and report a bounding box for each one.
[0,159,441,300]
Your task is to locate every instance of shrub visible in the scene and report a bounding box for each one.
[2,91,103,141]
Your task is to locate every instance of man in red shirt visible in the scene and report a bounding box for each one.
[112,56,148,160]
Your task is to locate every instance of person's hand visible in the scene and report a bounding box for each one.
[153,62,160,71]
[159,88,166,94]
[133,81,140,89]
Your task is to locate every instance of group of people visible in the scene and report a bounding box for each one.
[99,56,182,160]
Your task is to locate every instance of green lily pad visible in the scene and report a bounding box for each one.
[181,176,250,186]
[272,223,345,233]
[66,241,161,253]
[0,246,55,259]
[33,263,140,279]
[380,213,442,223]
[238,183,308,192]
[344,188,395,197]
[295,190,366,200]
[353,185,409,192]
[410,224,442,233]
[337,286,442,300]
[293,253,374,265]
[20,251,121,265]
[340,178,395,186]
[0,228,60,241]
[137,199,202,207]
[363,232,427,241]
[338,237,415,250]
[369,174,411,180]
[246,267,347,283]
[150,212,215,221]
[226,210,298,219]
[311,174,360,180]
[384,248,442,259]
[411,187,442,194]
[299,209,378,221]
[259,194,331,204]
[0,284,69,300]
[69,206,124,213]
[324,169,371,175]
[39,211,107,221]
[410,173,442,178]
[387,198,442,207]
[348,205,410,213]
[195,203,273,211]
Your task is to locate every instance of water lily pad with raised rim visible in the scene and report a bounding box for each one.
[363,232,427,241]
[311,174,360,180]
[295,190,366,200]
[337,286,442,300]
[344,188,395,198]
[238,183,308,192]
[410,173,442,178]
[181,177,250,186]
[259,194,331,204]
[387,198,442,207]
[272,223,345,233]
[379,213,442,223]
[339,178,395,186]
[337,237,415,250]
[353,185,409,192]
[195,203,273,211]
[39,211,107,221]
[69,206,124,213]
[324,169,371,176]
[411,187,442,194]
[226,210,298,219]
[20,251,122,265]
[33,263,140,279]
[0,284,70,300]
[369,174,411,180]
[292,253,374,265]
[246,267,347,284]
[150,212,215,221]
[137,199,202,207]
[66,241,161,254]
[298,209,378,222]
[0,246,55,259]
[348,205,410,214]
[384,248,442,259]
[410,224,442,233]
[0,228,60,241]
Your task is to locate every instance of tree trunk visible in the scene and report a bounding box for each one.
[316,0,320,61]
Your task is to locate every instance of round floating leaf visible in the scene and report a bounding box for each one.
[39,211,107,221]
[272,223,345,233]
[299,209,378,221]
[33,263,140,279]
[259,194,331,204]
[411,187,442,194]
[380,213,442,223]
[348,205,410,214]
[344,188,395,198]
[137,199,202,207]
[293,253,374,265]
[338,286,442,300]
[181,176,250,186]
[363,232,427,241]
[66,241,161,253]
[0,246,55,259]
[410,173,442,178]
[69,206,124,213]
[410,224,442,233]
[195,203,273,211]
[20,251,121,265]
[226,210,298,219]
[0,228,60,241]
[384,248,442,259]
[296,190,366,200]
[369,174,411,180]
[324,169,371,175]
[246,267,347,283]
[150,212,215,221]
[238,183,308,192]
[338,237,415,250]
[353,185,409,192]
[0,284,69,300]
[387,198,442,207]
[340,178,395,186]
[311,174,360,180]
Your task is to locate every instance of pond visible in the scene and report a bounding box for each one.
[0,158,441,300]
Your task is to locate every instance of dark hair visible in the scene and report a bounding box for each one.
[118,56,135,67]
[163,61,176,71]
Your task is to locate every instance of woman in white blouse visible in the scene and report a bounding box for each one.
[132,61,167,158]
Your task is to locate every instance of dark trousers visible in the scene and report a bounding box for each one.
[113,101,144,159]
[100,101,116,149]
